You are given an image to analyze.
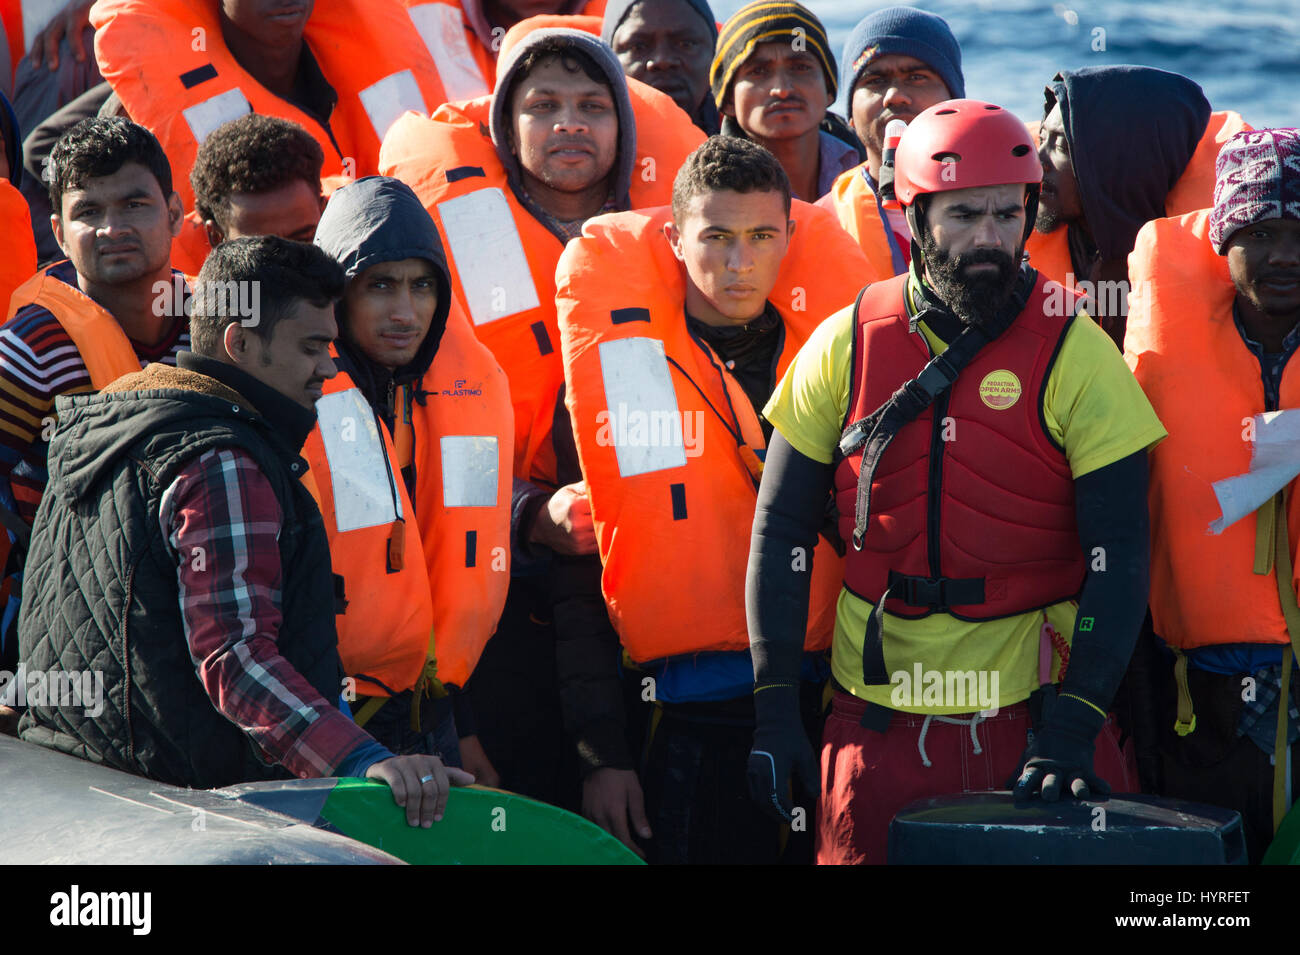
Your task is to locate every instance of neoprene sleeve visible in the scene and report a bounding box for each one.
[747,432,834,688]
[1059,448,1151,712]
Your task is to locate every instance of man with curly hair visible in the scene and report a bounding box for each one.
[190,113,326,250]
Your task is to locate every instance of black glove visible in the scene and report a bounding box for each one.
[1011,690,1112,804]
[746,683,819,824]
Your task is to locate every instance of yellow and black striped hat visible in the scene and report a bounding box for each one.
[710,0,836,109]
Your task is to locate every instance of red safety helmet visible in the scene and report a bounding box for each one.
[894,99,1042,206]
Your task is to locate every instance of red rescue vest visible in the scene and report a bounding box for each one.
[834,272,1087,619]
[1125,208,1299,651]
[556,202,868,662]
[92,0,451,215]
[380,86,704,484]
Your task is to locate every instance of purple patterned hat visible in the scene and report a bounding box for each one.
[1210,128,1300,254]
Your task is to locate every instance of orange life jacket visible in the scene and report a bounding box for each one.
[1026,110,1252,290]
[555,202,866,662]
[303,308,513,691]
[820,164,907,284]
[0,179,36,320]
[414,306,515,688]
[380,85,705,484]
[395,1,607,94]
[5,262,169,389]
[91,0,451,215]
[1125,208,1298,651]
[303,359,435,698]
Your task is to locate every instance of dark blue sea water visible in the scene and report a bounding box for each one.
[711,0,1300,128]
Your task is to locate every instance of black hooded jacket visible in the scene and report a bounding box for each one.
[313,176,453,495]
[1048,66,1210,264]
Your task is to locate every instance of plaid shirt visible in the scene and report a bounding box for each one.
[158,445,377,779]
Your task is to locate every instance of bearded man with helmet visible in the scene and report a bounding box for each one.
[742,99,1168,864]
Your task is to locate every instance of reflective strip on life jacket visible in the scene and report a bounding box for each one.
[597,337,689,478]
[415,306,514,685]
[439,435,500,506]
[181,88,252,145]
[7,265,148,390]
[1125,207,1297,651]
[315,388,405,532]
[556,202,866,662]
[404,2,492,103]
[305,371,430,697]
[357,69,429,143]
[437,189,542,325]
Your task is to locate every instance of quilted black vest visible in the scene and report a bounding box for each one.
[18,371,342,789]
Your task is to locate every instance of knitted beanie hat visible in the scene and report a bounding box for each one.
[839,6,964,103]
[1211,128,1300,254]
[710,0,835,109]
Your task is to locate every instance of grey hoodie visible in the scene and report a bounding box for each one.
[488,28,638,225]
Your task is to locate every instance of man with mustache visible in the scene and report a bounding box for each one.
[818,6,964,281]
[17,235,474,826]
[1125,129,1300,863]
[602,0,720,134]
[0,119,188,729]
[744,100,1165,863]
[709,0,861,203]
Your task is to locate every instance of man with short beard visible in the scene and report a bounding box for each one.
[742,100,1166,863]
[818,6,965,281]
[1125,129,1300,863]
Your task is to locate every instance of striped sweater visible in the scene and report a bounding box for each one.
[0,261,190,525]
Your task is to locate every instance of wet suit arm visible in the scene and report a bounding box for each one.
[748,431,834,687]
[1063,448,1151,712]
[1014,448,1150,802]
[746,431,831,820]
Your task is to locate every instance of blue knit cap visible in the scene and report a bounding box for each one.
[839,6,964,106]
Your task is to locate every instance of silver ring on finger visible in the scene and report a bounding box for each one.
[419,774,435,784]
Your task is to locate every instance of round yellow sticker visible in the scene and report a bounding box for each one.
[979,370,1022,410]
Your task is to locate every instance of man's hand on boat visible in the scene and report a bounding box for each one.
[366,755,476,827]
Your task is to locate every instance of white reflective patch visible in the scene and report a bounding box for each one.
[182,88,251,144]
[315,389,403,532]
[407,3,491,103]
[437,189,541,325]
[359,69,428,142]
[597,338,688,478]
[441,436,499,507]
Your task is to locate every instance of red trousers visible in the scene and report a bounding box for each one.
[817,691,1136,864]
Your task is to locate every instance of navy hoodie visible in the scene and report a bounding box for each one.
[1047,65,1210,262]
